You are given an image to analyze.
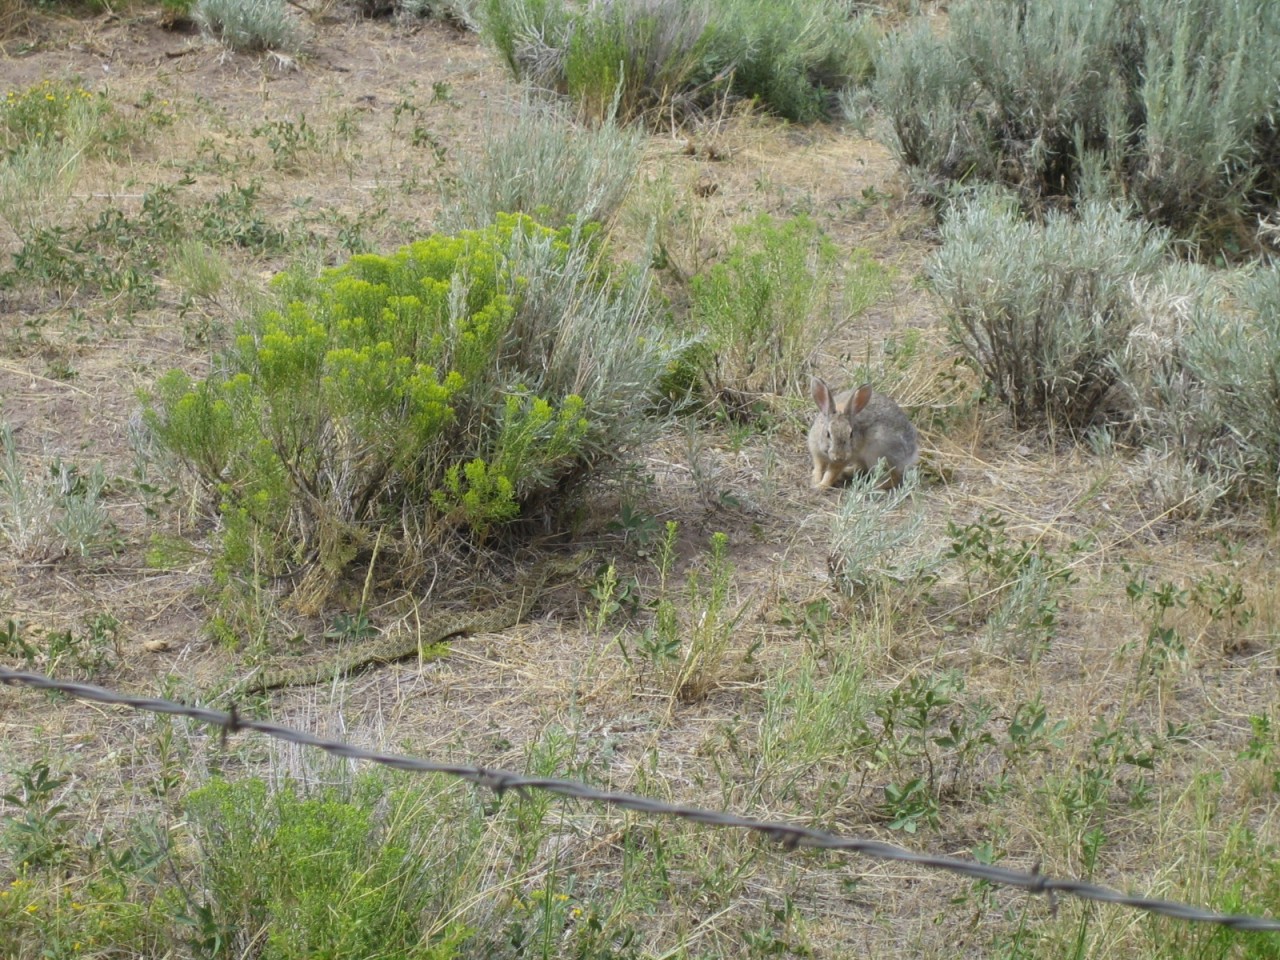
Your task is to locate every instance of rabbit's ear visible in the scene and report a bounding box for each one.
[851,384,873,415]
[812,377,833,414]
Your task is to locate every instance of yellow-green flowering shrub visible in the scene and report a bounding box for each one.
[146,214,680,594]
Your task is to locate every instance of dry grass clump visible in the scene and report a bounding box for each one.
[0,0,31,42]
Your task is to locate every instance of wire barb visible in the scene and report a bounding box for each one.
[2,667,1278,934]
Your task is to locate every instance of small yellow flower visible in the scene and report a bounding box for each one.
[25,903,37,914]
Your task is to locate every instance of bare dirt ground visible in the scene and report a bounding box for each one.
[1,8,1278,958]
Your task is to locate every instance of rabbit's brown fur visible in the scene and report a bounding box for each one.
[808,379,918,489]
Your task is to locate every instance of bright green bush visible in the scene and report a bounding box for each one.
[930,190,1167,430]
[688,213,887,406]
[145,214,680,594]
[481,0,875,125]
[874,0,1280,250]
[185,777,454,959]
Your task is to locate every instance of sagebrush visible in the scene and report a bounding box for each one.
[930,190,1167,430]
[874,0,1280,251]
[442,97,644,231]
[194,0,303,53]
[1126,265,1280,502]
[481,0,875,124]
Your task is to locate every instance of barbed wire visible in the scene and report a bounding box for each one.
[2,666,1279,934]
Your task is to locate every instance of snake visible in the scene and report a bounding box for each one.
[210,554,585,700]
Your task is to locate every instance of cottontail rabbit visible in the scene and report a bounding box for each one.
[808,378,918,489]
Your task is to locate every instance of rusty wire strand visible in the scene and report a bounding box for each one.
[2,666,1278,934]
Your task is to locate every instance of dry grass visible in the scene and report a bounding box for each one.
[0,0,29,42]
[0,8,1278,960]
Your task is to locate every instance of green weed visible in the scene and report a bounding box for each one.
[0,616,119,679]
[616,521,753,699]
[619,520,683,673]
[166,239,232,303]
[0,80,105,156]
[197,181,294,252]
[3,179,296,310]
[0,425,112,561]
[0,80,117,236]
[252,114,320,171]
[946,511,1080,659]
[1,761,71,870]
[754,643,876,818]
[688,212,888,409]
[670,531,747,701]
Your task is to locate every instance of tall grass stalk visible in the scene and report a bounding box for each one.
[755,645,875,816]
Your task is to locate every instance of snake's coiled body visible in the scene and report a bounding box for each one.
[212,555,581,699]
